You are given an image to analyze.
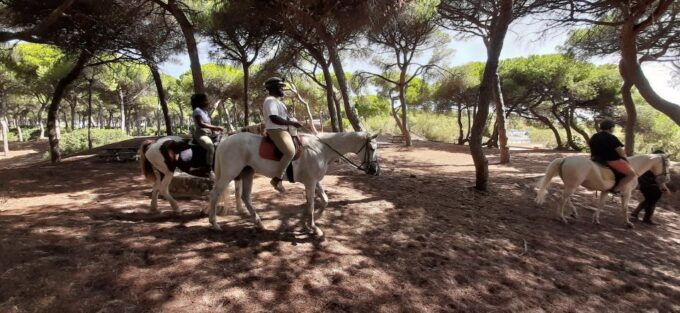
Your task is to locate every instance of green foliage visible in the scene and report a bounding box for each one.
[58,129,131,156]
[635,101,680,160]
[355,95,390,117]
[364,111,465,142]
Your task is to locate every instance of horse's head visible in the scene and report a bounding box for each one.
[358,133,380,176]
[650,153,671,185]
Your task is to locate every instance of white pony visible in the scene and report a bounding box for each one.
[207,131,380,237]
[535,154,670,227]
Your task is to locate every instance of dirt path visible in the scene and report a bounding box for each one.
[1,140,679,313]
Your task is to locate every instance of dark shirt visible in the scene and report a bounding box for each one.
[638,171,658,188]
[589,131,624,163]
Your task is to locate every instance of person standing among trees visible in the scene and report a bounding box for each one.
[191,93,223,171]
[630,150,672,225]
[262,77,303,193]
[588,120,636,193]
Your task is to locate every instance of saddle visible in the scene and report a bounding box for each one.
[259,134,304,183]
[160,137,219,179]
[593,159,626,191]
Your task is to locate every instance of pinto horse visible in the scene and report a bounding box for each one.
[138,135,240,214]
[535,154,670,227]
[207,131,380,237]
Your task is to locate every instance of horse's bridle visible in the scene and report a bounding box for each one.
[318,137,380,174]
[656,154,670,179]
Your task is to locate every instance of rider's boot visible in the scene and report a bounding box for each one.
[270,177,285,193]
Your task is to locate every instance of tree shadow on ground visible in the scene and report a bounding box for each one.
[1,143,680,312]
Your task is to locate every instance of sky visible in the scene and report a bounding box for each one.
[160,21,680,104]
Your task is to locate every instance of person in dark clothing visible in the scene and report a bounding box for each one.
[630,150,671,225]
[588,120,636,193]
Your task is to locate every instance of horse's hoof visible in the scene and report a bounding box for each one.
[626,222,635,229]
[211,223,222,231]
[311,226,324,238]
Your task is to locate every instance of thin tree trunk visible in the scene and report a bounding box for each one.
[87,77,93,150]
[569,107,590,144]
[118,88,126,133]
[242,62,250,126]
[69,98,77,130]
[318,60,339,132]
[61,109,69,131]
[486,119,499,147]
[531,107,564,149]
[149,63,173,135]
[398,83,412,146]
[390,97,406,136]
[494,73,509,163]
[47,50,91,163]
[551,103,579,151]
[619,59,636,156]
[466,106,472,142]
[289,84,318,134]
[16,119,23,142]
[333,94,344,132]
[457,103,465,144]
[469,0,513,191]
[38,102,47,139]
[0,118,8,157]
[326,43,364,131]
[620,18,680,125]
[97,100,103,129]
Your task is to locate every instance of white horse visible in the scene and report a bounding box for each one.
[535,154,670,227]
[207,131,380,237]
[139,135,240,213]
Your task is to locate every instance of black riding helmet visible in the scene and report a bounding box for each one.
[264,77,286,91]
[599,120,616,131]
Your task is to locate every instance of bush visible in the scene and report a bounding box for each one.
[58,128,131,155]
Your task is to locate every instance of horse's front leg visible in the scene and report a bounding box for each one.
[305,183,323,237]
[314,182,329,219]
[159,172,180,213]
[593,191,607,225]
[622,190,634,228]
[150,170,162,212]
[239,170,263,230]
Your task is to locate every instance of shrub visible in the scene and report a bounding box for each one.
[58,128,131,155]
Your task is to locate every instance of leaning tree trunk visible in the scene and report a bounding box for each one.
[469,0,513,191]
[149,63,173,135]
[318,59,339,132]
[569,107,590,144]
[620,19,680,125]
[47,50,91,163]
[390,96,406,136]
[486,119,499,147]
[619,60,636,156]
[165,1,204,94]
[551,104,580,151]
[333,94,344,132]
[494,73,509,163]
[530,107,564,149]
[326,43,364,131]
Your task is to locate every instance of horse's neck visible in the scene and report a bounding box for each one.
[629,155,655,174]
[316,133,363,163]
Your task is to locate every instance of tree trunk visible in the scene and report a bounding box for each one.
[318,60,339,132]
[0,117,8,157]
[166,1,204,94]
[178,98,185,132]
[494,73,509,163]
[486,119,499,147]
[149,63,173,135]
[466,107,472,142]
[456,103,465,145]
[333,94,344,132]
[61,109,69,131]
[242,62,250,126]
[469,0,513,191]
[87,78,93,150]
[619,60,636,156]
[69,98,77,131]
[390,97,406,136]
[38,102,47,139]
[97,100,103,129]
[16,119,23,142]
[398,82,412,146]
[326,43,364,131]
[531,107,563,149]
[289,84,318,134]
[47,50,91,163]
[620,19,680,125]
[551,104,580,151]
[118,88,126,133]
[569,107,590,144]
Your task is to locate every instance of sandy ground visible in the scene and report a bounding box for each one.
[1,138,679,313]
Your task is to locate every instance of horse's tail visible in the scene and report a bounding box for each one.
[535,158,564,205]
[139,139,156,183]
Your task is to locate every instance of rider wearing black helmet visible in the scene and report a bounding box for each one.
[262,77,303,193]
[588,120,636,193]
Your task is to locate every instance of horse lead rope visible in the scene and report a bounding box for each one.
[300,126,372,172]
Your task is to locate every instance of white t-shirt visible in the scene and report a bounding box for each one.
[262,96,289,130]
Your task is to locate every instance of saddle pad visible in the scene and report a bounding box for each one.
[594,161,625,187]
[259,135,303,161]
